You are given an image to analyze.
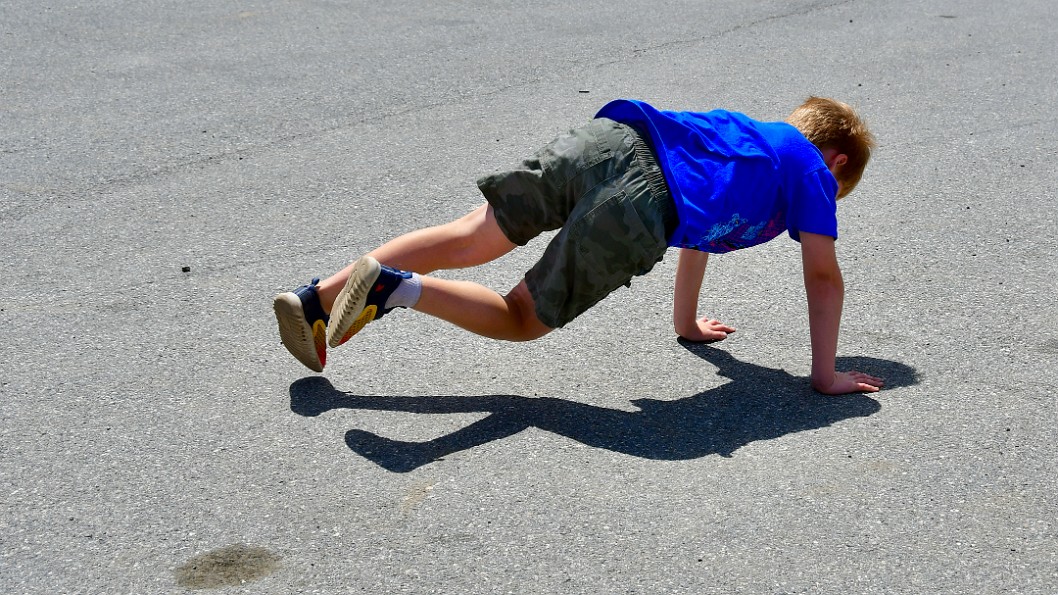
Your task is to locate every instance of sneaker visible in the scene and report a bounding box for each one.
[326,256,411,348]
[273,277,329,372]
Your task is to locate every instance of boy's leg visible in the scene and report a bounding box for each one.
[327,257,552,346]
[275,202,519,370]
[315,203,515,312]
[414,278,552,341]
[280,117,667,369]
[326,118,673,349]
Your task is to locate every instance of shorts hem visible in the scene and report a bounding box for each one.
[476,177,531,246]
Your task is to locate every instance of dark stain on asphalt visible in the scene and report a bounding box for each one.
[174,544,281,590]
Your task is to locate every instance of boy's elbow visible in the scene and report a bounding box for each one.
[804,268,843,289]
[804,269,845,305]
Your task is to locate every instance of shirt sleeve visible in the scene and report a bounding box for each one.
[787,168,839,242]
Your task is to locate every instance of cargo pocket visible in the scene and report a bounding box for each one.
[567,189,667,315]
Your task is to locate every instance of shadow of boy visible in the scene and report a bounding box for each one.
[290,346,917,472]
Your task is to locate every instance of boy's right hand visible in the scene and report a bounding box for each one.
[811,370,884,395]
[677,316,736,343]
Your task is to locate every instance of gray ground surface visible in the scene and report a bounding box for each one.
[2,0,1056,593]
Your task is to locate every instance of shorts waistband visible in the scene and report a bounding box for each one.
[627,128,678,239]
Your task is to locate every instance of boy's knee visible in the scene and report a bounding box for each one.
[504,283,552,342]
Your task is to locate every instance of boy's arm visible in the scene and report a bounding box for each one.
[674,248,735,341]
[800,232,883,394]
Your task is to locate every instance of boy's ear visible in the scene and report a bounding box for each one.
[820,147,848,170]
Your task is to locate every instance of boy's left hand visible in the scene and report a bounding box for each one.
[678,317,736,343]
[813,370,884,395]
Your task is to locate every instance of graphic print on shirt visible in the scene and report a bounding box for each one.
[687,209,787,253]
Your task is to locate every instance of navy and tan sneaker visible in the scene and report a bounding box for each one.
[273,277,329,373]
[326,256,411,348]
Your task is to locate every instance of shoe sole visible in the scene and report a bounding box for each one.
[273,292,325,373]
[327,256,382,348]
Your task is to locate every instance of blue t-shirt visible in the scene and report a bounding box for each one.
[595,99,838,253]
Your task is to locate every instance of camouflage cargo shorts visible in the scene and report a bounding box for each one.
[476,117,677,329]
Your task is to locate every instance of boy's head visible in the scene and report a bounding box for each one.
[786,97,875,198]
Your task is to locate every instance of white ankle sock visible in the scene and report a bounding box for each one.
[385,272,422,309]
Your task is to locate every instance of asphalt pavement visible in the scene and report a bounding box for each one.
[2,0,1056,592]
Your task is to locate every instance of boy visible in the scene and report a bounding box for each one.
[273,97,884,395]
